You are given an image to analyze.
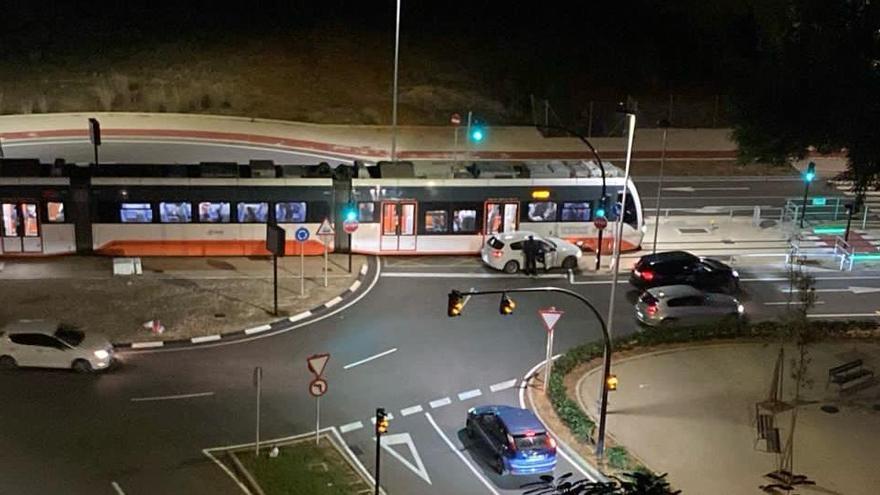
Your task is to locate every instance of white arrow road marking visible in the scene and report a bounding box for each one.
[377,433,432,485]
[780,286,880,294]
[661,186,751,193]
[425,413,500,494]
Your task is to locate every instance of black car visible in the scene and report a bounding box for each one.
[629,251,740,293]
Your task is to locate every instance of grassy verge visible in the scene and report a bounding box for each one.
[237,440,370,495]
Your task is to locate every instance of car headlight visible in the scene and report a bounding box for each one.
[732,270,740,278]
[94,349,110,360]
[575,250,582,258]
[737,303,744,314]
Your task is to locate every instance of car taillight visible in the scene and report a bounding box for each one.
[641,270,655,282]
[646,304,658,316]
[491,249,504,258]
[547,436,557,449]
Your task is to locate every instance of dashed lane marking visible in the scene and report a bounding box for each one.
[400,405,424,417]
[343,348,398,370]
[339,421,363,434]
[130,391,215,402]
[429,397,452,409]
[457,389,482,401]
[489,379,518,392]
[111,481,126,495]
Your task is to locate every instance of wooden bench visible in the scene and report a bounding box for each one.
[827,359,874,390]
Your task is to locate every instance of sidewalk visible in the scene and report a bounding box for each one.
[0,254,368,345]
[576,342,880,495]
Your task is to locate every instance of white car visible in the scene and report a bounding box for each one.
[481,231,582,273]
[0,321,114,373]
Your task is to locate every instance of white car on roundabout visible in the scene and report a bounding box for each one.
[0,320,114,373]
[481,231,582,273]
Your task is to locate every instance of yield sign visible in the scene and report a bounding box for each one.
[307,353,330,378]
[378,433,432,485]
[317,218,335,236]
[538,307,564,333]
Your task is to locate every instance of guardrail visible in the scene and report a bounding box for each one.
[783,198,875,229]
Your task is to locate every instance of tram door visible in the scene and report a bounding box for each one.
[1,202,42,253]
[380,201,417,251]
[484,201,519,235]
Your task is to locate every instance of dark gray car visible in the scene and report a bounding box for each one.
[635,285,744,327]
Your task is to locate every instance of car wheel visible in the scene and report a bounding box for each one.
[661,317,678,327]
[503,260,519,274]
[72,359,92,373]
[562,256,578,270]
[465,419,475,439]
[0,355,17,370]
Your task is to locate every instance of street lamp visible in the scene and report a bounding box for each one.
[389,0,402,163]
[799,162,816,228]
[533,123,609,271]
[447,286,615,459]
[844,203,855,242]
[652,119,671,254]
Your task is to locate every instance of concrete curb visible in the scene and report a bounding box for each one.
[114,257,376,351]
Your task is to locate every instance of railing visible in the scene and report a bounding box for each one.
[783,197,875,229]
[833,237,855,271]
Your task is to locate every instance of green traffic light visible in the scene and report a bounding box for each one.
[471,129,484,142]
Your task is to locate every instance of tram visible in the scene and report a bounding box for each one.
[0,159,644,257]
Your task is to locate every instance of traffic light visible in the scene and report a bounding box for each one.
[469,121,485,142]
[606,374,618,391]
[595,195,608,219]
[499,293,516,315]
[448,290,465,317]
[376,408,390,435]
[343,204,358,222]
[804,162,816,183]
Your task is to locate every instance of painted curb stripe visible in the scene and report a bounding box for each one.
[131,341,164,349]
[244,324,272,335]
[288,311,313,323]
[324,296,343,308]
[191,334,221,344]
[350,280,362,292]
[360,264,368,275]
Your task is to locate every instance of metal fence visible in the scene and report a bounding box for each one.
[531,94,730,137]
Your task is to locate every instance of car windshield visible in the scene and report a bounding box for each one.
[514,433,548,450]
[55,327,85,347]
[640,293,659,305]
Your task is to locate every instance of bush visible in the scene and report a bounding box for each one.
[607,446,631,470]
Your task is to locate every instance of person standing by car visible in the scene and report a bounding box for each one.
[523,235,538,275]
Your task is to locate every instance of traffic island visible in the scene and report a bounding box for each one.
[527,320,880,494]
[206,430,375,495]
[0,254,371,346]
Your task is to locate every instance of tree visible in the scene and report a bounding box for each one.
[729,0,880,204]
[520,471,680,495]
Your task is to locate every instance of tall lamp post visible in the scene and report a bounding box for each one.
[389,0,402,163]
[447,287,615,458]
[799,162,816,228]
[535,123,608,270]
[651,119,670,253]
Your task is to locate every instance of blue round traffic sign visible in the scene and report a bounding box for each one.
[295,227,310,242]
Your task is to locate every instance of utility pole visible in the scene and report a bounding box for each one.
[389,0,402,163]
[652,120,670,253]
[374,408,389,495]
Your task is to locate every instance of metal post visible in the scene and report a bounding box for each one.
[595,229,604,271]
[799,180,810,228]
[0,136,5,158]
[315,396,321,446]
[453,126,459,165]
[300,244,305,296]
[254,366,262,456]
[348,232,353,273]
[94,142,99,166]
[833,198,840,221]
[323,235,329,288]
[652,121,669,253]
[465,111,472,161]
[844,204,854,242]
[389,0,402,163]
[543,327,554,393]
[862,206,869,230]
[273,254,278,316]
[374,414,382,495]
[544,100,549,129]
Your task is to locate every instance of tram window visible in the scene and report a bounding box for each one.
[47,202,65,223]
[22,204,38,236]
[452,209,477,233]
[617,193,638,227]
[485,203,502,234]
[198,202,231,223]
[2,204,19,235]
[275,202,307,223]
[561,202,591,222]
[527,202,557,222]
[120,203,153,223]
[358,202,376,222]
[160,202,192,223]
[237,202,269,223]
[424,210,448,233]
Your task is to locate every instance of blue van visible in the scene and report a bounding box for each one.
[466,405,557,475]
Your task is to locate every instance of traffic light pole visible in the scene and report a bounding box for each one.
[449,286,613,458]
[800,180,811,228]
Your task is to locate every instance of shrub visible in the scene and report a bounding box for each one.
[607,446,630,470]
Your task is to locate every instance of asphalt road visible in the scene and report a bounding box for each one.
[0,138,874,494]
[2,257,879,495]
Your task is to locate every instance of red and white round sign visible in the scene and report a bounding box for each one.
[309,378,328,397]
[593,217,608,230]
[343,219,359,234]
[450,113,462,126]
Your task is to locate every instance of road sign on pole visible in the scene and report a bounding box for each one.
[593,217,608,231]
[254,366,263,455]
[295,227,310,296]
[307,353,330,378]
[538,307,564,392]
[309,378,328,396]
[343,219,359,234]
[317,218,334,288]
